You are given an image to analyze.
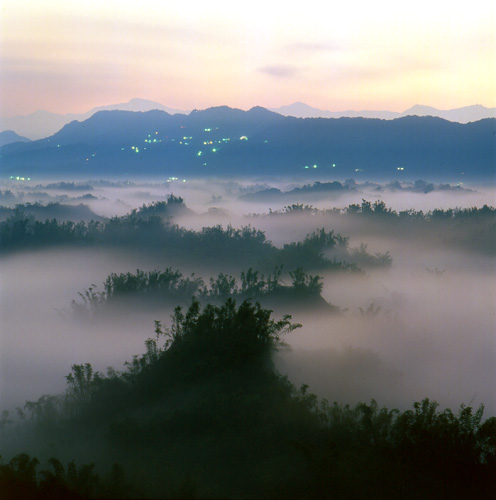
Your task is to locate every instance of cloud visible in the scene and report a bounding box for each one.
[258,65,299,78]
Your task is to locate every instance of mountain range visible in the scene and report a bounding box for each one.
[2,99,495,142]
[0,98,187,141]
[270,102,496,123]
[1,106,494,181]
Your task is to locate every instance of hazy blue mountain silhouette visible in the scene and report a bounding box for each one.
[0,130,31,147]
[1,106,494,180]
[271,102,399,120]
[0,98,188,140]
[272,102,496,123]
[4,99,494,140]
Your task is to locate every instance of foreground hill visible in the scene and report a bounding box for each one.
[1,106,494,180]
[1,298,495,499]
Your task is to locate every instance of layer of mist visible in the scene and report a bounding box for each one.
[0,177,495,418]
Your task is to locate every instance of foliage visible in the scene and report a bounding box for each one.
[289,267,323,294]
[65,364,103,408]
[0,201,392,271]
[164,298,300,370]
[2,297,496,498]
[271,228,354,272]
[348,243,392,268]
[266,199,496,256]
[0,453,128,499]
[72,266,334,316]
[342,200,496,255]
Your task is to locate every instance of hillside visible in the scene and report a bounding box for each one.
[1,107,494,181]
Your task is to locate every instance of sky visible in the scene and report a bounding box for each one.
[1,0,495,117]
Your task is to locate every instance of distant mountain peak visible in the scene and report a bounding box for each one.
[128,97,161,105]
[3,100,495,141]
[271,102,496,123]
[404,104,439,113]
[88,98,187,115]
[247,106,278,115]
[0,129,31,147]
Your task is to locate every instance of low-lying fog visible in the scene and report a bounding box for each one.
[280,257,495,414]
[1,177,495,417]
[1,176,494,219]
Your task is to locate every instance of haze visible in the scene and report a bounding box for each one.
[1,178,494,418]
[1,0,495,117]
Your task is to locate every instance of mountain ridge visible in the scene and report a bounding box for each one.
[270,102,496,123]
[0,99,188,141]
[2,99,495,141]
[1,106,494,181]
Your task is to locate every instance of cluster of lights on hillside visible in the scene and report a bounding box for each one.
[66,126,408,177]
[117,128,253,160]
[8,176,30,181]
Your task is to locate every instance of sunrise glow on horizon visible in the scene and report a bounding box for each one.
[1,0,495,117]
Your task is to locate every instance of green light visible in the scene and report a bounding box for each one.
[197,151,202,156]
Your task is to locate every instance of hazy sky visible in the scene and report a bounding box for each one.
[1,0,495,117]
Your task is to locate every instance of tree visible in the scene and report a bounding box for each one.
[162,298,301,376]
[65,363,102,408]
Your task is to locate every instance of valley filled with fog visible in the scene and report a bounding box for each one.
[0,175,495,498]
[1,176,494,413]
[2,0,494,494]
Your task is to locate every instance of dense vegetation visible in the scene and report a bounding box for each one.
[260,200,496,255]
[1,298,495,499]
[0,197,391,271]
[72,266,338,318]
[4,195,494,272]
[2,196,489,261]
[2,194,495,498]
